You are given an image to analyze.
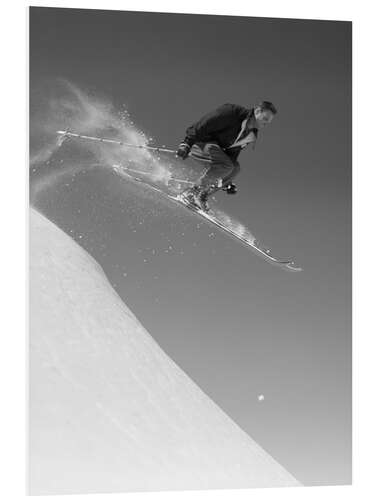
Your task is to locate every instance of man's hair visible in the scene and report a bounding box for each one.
[258,101,278,115]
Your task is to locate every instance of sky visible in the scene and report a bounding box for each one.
[29,7,351,486]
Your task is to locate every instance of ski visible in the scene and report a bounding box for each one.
[112,164,194,187]
[114,166,302,272]
[173,197,301,271]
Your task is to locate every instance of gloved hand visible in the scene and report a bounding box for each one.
[176,142,191,160]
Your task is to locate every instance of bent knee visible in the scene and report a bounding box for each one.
[208,145,234,167]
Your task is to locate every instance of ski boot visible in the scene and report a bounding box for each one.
[179,185,211,212]
[223,183,237,195]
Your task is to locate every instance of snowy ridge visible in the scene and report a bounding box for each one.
[29,208,300,494]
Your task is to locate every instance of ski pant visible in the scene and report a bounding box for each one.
[189,142,240,193]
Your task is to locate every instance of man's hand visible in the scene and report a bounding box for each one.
[176,142,191,160]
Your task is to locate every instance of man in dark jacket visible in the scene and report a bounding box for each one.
[176,101,277,211]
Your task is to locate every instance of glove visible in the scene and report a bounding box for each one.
[176,142,191,160]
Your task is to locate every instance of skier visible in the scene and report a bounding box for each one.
[176,101,277,211]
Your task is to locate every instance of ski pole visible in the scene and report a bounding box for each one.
[56,130,177,155]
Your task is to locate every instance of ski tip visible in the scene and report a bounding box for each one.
[57,129,74,136]
[284,262,303,272]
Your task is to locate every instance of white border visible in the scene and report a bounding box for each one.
[1,1,374,499]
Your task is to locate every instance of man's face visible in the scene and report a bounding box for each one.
[254,107,275,128]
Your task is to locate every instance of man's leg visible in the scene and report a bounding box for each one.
[221,160,240,190]
[194,143,239,194]
[181,143,239,211]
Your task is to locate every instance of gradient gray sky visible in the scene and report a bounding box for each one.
[30,7,351,486]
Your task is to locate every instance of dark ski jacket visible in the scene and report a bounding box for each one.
[183,103,258,162]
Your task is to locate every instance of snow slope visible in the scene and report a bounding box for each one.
[29,208,300,494]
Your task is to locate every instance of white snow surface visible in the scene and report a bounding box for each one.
[29,208,300,494]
